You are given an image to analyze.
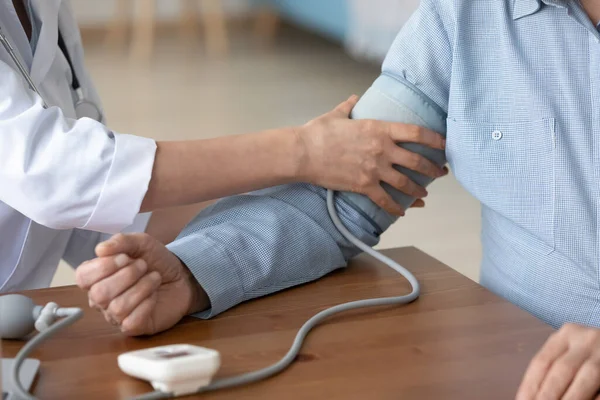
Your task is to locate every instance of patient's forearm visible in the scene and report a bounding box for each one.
[167,183,379,319]
[140,128,303,212]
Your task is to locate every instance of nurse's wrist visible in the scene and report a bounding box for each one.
[288,125,310,182]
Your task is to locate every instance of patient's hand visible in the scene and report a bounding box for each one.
[75,233,209,336]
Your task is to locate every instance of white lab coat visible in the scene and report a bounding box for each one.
[0,0,157,292]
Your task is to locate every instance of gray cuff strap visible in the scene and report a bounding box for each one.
[338,73,448,234]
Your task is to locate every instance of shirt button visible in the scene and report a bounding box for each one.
[492,130,503,140]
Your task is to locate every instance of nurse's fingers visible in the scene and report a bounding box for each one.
[387,124,446,151]
[364,185,405,216]
[76,253,131,290]
[381,167,427,199]
[412,199,425,208]
[388,145,445,179]
[106,271,162,325]
[332,95,359,117]
[88,259,148,309]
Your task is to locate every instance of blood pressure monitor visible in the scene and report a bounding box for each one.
[1,73,440,397]
[118,345,221,396]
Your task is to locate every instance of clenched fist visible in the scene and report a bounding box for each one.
[75,233,209,336]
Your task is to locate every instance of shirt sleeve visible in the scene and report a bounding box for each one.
[167,184,380,318]
[0,59,156,233]
[381,0,453,113]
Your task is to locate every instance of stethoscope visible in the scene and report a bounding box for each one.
[0,24,103,122]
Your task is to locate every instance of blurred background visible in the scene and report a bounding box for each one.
[52,0,481,286]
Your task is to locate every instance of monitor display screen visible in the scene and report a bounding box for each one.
[154,350,191,359]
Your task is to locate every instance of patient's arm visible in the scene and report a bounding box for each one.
[167,184,382,318]
[166,0,452,318]
[168,78,447,318]
[76,0,454,333]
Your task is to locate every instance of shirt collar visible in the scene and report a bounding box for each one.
[513,0,568,20]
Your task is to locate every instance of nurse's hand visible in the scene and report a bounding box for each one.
[516,323,600,400]
[75,233,209,336]
[297,95,447,215]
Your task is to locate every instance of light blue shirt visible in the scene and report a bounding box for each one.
[169,0,600,329]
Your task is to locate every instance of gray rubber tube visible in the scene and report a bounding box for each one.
[12,73,447,400]
[10,309,83,400]
[128,190,421,400]
[129,74,447,399]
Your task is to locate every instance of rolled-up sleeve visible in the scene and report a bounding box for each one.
[167,184,379,318]
[81,134,155,232]
[0,59,156,233]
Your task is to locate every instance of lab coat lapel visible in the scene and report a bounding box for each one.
[0,0,33,67]
[29,0,61,85]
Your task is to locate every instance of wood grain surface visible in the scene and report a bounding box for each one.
[3,247,553,399]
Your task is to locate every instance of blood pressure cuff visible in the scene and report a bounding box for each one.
[338,73,448,235]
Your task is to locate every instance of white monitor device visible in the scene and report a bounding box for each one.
[118,344,220,396]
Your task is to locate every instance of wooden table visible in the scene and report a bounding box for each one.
[3,247,554,399]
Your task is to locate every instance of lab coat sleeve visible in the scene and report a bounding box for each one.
[166,0,452,318]
[0,60,157,233]
[62,212,152,268]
